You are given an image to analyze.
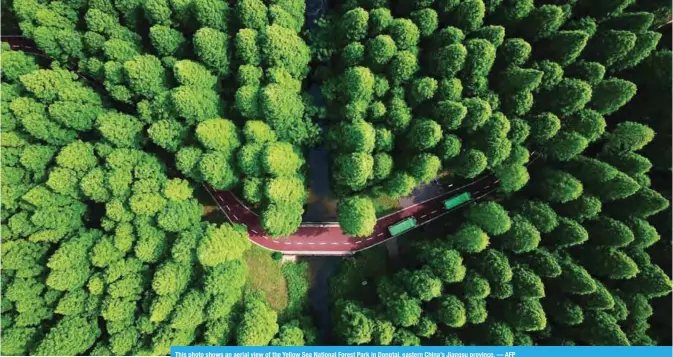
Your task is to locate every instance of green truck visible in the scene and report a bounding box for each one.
[443,192,472,210]
[388,217,417,236]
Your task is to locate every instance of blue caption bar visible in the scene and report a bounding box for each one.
[172,346,673,357]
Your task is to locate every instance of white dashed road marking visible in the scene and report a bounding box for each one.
[233,215,238,220]
[421,215,427,219]
[377,233,384,236]
[431,210,437,214]
[225,205,230,211]
[251,230,257,234]
[366,238,373,241]
[319,242,327,245]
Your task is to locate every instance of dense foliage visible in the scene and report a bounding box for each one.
[324,0,672,348]
[0,44,316,354]
[1,0,672,352]
[307,0,668,234]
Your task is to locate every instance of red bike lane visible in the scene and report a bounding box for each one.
[204,174,499,255]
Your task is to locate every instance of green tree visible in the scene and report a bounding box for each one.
[451,149,488,179]
[261,203,303,237]
[519,5,565,41]
[333,300,373,345]
[578,247,639,280]
[197,224,250,267]
[533,169,583,203]
[366,35,397,66]
[399,267,442,302]
[410,8,438,37]
[236,294,279,346]
[527,112,561,143]
[462,39,496,79]
[504,298,547,332]
[382,171,416,199]
[408,153,441,184]
[499,214,540,253]
[465,201,511,235]
[477,249,513,283]
[481,320,514,346]
[333,153,374,191]
[555,256,597,295]
[584,216,634,247]
[450,0,486,32]
[564,109,606,143]
[388,51,418,84]
[34,316,99,355]
[149,25,185,57]
[589,78,637,115]
[567,60,607,86]
[340,7,369,42]
[603,122,655,155]
[337,196,376,237]
[386,294,422,327]
[437,295,467,328]
[418,244,467,283]
[431,44,467,78]
[262,142,303,177]
[584,30,636,67]
[545,131,589,162]
[537,78,592,116]
[542,30,590,66]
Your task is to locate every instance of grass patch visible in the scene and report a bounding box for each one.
[328,244,390,305]
[244,245,288,312]
[279,260,310,322]
[372,194,400,216]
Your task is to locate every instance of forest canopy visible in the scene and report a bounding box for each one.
[1,0,672,352]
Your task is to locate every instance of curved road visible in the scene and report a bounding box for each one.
[3,36,540,256]
[206,173,503,255]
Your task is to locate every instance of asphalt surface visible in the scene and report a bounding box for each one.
[205,174,500,255]
[208,153,540,255]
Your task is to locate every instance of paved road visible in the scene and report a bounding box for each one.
[205,174,500,255]
[208,152,540,255]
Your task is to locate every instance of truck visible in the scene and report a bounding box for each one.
[443,192,472,210]
[388,217,417,236]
